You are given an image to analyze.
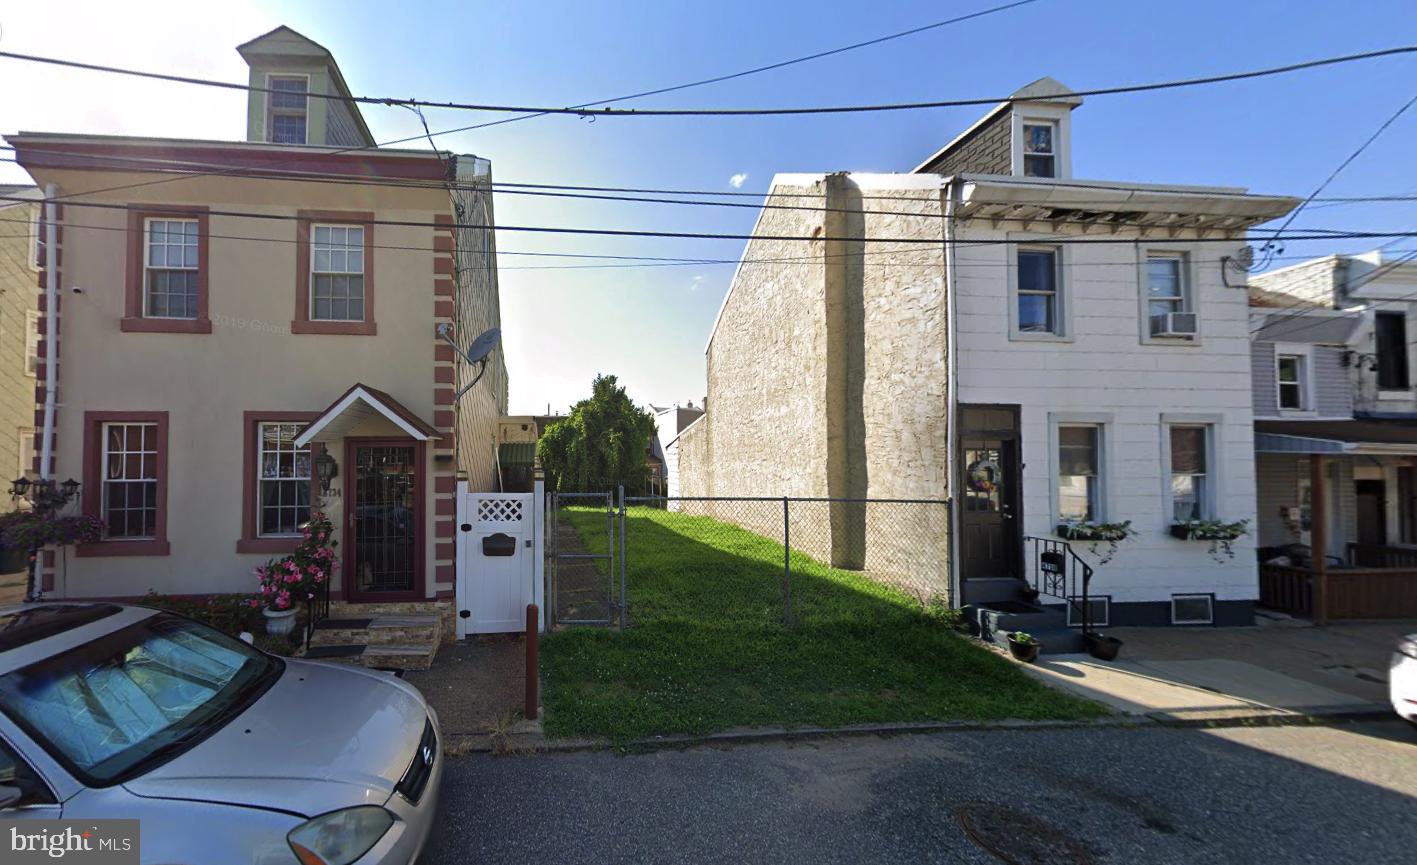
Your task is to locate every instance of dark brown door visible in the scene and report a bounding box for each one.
[345,441,424,601]
[1356,479,1387,547]
[959,436,1021,580]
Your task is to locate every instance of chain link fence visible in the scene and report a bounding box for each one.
[548,492,949,628]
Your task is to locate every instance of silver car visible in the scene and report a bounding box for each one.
[0,603,442,864]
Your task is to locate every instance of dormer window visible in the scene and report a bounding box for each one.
[1022,121,1056,177]
[267,75,309,144]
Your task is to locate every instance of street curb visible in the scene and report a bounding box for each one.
[440,703,1396,756]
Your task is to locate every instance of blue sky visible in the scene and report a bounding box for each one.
[2,0,1415,413]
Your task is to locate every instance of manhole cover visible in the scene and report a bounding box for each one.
[956,803,1094,865]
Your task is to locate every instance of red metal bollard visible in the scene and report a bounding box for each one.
[525,604,539,720]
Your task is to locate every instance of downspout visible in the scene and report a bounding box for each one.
[39,183,58,484]
[943,176,961,607]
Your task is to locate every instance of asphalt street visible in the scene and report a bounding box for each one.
[424,720,1417,865]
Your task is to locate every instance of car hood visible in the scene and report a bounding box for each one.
[124,658,427,818]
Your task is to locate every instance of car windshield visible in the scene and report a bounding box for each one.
[0,613,280,786]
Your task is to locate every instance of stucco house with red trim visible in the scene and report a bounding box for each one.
[4,27,507,666]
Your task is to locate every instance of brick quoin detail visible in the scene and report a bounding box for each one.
[435,520,456,539]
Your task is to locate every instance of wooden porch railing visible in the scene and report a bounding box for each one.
[1347,543,1417,569]
[1260,561,1417,620]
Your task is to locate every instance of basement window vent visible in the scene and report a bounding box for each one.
[1066,596,1109,628]
[1171,594,1215,625]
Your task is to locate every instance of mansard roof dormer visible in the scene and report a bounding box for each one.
[236,25,375,148]
[913,76,1082,179]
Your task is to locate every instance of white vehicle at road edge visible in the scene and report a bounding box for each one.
[0,603,442,865]
[1392,632,1417,725]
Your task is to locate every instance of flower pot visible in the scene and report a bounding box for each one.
[1020,586,1040,604]
[1084,632,1123,661]
[1008,637,1041,664]
[263,606,298,636]
[1170,524,1195,540]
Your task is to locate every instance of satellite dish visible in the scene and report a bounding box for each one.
[465,328,501,364]
[437,326,502,400]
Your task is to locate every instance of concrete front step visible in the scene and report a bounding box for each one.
[967,603,1088,655]
[304,642,439,671]
[309,614,442,647]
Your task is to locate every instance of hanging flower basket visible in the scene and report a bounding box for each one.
[1056,520,1137,565]
[1170,519,1250,562]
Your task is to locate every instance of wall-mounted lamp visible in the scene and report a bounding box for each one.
[314,445,338,495]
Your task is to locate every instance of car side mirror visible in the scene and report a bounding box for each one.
[0,785,22,810]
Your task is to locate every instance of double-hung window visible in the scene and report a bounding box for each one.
[1276,353,1307,410]
[311,225,366,322]
[1376,311,1410,390]
[1022,122,1056,177]
[268,76,308,144]
[24,311,40,376]
[1169,426,1211,521]
[1057,425,1101,521]
[102,422,158,540]
[1146,253,1194,338]
[258,422,311,537]
[1017,247,1060,335]
[144,219,200,319]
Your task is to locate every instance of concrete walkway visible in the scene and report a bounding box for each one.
[402,635,542,746]
[1016,620,1412,721]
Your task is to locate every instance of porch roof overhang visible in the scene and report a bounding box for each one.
[293,383,440,447]
[955,175,1300,236]
[1255,420,1417,456]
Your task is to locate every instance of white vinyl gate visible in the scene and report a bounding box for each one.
[455,484,544,637]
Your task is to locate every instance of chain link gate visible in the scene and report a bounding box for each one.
[546,489,627,627]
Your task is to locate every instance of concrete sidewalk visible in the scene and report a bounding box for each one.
[1015,620,1411,722]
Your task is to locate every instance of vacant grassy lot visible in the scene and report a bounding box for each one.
[540,507,1104,741]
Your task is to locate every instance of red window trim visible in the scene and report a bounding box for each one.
[78,411,170,558]
[122,206,212,334]
[237,411,320,554]
[292,209,376,336]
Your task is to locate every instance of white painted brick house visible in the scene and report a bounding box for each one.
[680,79,1299,629]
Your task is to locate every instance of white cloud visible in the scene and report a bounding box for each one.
[729,172,748,188]
[688,275,705,292]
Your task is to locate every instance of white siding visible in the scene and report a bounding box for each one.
[955,227,1259,604]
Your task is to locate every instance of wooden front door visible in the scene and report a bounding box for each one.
[1356,479,1387,547]
[345,440,424,601]
[958,406,1022,581]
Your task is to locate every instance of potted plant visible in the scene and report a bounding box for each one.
[1170,518,1249,563]
[0,510,103,581]
[254,511,338,635]
[1056,519,1137,565]
[1007,630,1041,663]
[1084,631,1123,661]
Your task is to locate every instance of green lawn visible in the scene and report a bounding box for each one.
[540,507,1105,741]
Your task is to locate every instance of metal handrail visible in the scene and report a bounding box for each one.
[304,575,331,651]
[1021,535,1094,636]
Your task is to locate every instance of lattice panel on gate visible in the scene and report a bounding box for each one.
[477,498,525,524]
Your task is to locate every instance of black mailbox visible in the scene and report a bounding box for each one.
[482,532,517,557]
[1040,551,1066,575]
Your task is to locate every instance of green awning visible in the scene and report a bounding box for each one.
[499,442,537,467]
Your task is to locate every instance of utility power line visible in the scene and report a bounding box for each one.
[0,214,1393,273]
[1,193,1409,246]
[452,0,1045,134]
[1,44,1411,118]
[1249,249,1417,341]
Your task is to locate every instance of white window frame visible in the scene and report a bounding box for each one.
[143,217,200,320]
[27,204,42,272]
[256,422,312,538]
[266,73,310,145]
[1170,593,1215,625]
[1008,240,1071,342]
[1010,106,1072,179]
[24,310,40,377]
[1138,248,1200,345]
[101,421,159,541]
[309,223,366,322]
[16,428,34,479]
[1050,413,1111,525]
[1273,343,1314,414]
[1161,415,1221,524]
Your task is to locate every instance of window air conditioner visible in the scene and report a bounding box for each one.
[1151,311,1198,337]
